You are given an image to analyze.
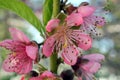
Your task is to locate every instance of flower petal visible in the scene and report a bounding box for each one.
[41,71,54,77]
[81,61,101,73]
[83,72,94,80]
[21,76,25,80]
[2,54,17,72]
[0,40,25,52]
[78,6,95,17]
[9,28,30,43]
[66,13,83,26]
[78,77,82,80]
[81,24,101,37]
[94,16,106,26]
[26,45,38,60]
[30,77,41,80]
[30,71,54,80]
[42,36,55,57]
[83,54,105,62]
[71,30,92,50]
[78,35,92,50]
[62,46,78,65]
[2,53,32,74]
[18,59,32,74]
[46,19,60,32]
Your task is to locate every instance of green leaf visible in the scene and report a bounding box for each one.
[0,0,45,37]
[43,0,53,25]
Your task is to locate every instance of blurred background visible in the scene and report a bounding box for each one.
[0,0,120,80]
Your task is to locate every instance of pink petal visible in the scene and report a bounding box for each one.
[0,40,16,51]
[78,34,92,50]
[21,76,25,80]
[78,77,82,80]
[94,16,106,26]
[66,13,83,26]
[2,53,23,73]
[42,36,55,57]
[81,23,101,37]
[78,6,95,17]
[0,40,25,52]
[46,19,60,32]
[2,52,32,74]
[18,59,32,74]
[83,54,105,62]
[9,27,30,43]
[2,54,16,72]
[41,71,54,77]
[81,61,101,73]
[62,46,78,65]
[26,45,38,60]
[71,30,92,50]
[83,73,94,80]
[30,77,41,80]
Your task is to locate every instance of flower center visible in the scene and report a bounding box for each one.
[53,25,74,52]
[10,58,19,66]
[56,26,70,47]
[56,26,67,34]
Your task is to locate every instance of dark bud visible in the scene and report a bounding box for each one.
[61,69,74,80]
[80,2,89,6]
[35,53,40,63]
[72,56,89,73]
[65,4,77,15]
[41,55,47,58]
[76,68,82,77]
[57,58,63,65]
[72,56,82,71]
[29,71,39,77]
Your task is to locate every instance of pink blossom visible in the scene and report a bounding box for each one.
[65,12,83,26]
[21,75,25,80]
[30,71,56,80]
[78,77,82,80]
[43,18,92,65]
[68,5,106,37]
[0,28,38,74]
[72,54,105,80]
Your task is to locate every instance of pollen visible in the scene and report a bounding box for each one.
[13,52,17,56]
[63,37,68,48]
[97,25,102,28]
[63,42,68,48]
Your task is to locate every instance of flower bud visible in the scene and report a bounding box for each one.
[61,69,74,80]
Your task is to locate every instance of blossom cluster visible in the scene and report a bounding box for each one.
[0,2,107,80]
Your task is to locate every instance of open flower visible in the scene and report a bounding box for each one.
[72,54,105,80]
[0,28,38,74]
[67,5,106,37]
[43,17,92,65]
[30,71,58,80]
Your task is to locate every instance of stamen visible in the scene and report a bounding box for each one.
[63,36,68,48]
[13,52,17,56]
